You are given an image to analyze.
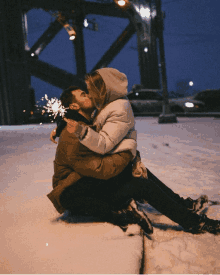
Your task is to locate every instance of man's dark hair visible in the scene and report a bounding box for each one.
[60,86,80,108]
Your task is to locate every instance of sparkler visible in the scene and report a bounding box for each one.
[41,94,67,118]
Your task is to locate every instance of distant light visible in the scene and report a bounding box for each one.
[185,102,194,108]
[84,19,89,28]
[140,7,151,19]
[189,81,194,86]
[23,110,26,112]
[69,35,76,40]
[144,47,148,52]
[134,5,151,19]
[135,92,139,96]
[31,53,35,57]
[117,0,126,6]
[40,123,42,125]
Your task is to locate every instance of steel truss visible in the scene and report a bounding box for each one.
[0,0,163,124]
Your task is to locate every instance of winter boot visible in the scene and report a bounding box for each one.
[110,199,153,234]
[129,199,153,235]
[182,195,209,213]
[185,213,220,235]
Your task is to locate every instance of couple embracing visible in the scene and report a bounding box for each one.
[47,67,220,235]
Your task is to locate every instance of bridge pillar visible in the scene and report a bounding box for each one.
[0,0,32,125]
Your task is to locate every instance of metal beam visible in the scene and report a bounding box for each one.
[21,0,129,18]
[30,20,63,56]
[28,56,85,89]
[84,2,128,18]
[128,0,160,89]
[91,21,136,71]
[21,0,79,11]
[72,5,87,77]
[0,0,31,125]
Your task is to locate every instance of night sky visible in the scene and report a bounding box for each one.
[26,0,220,103]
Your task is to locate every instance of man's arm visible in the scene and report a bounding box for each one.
[71,151,133,180]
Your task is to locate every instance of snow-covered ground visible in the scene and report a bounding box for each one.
[0,117,220,273]
[0,117,219,200]
[135,117,220,202]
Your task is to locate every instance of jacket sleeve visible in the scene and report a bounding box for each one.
[72,151,133,180]
[74,100,135,154]
[66,136,133,180]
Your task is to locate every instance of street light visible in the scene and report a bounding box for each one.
[156,0,177,124]
[55,12,76,40]
[189,81,194,86]
[63,23,76,40]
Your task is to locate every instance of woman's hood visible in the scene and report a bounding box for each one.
[96,67,128,104]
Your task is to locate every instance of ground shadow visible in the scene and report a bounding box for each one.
[52,210,104,224]
[136,202,162,215]
[152,222,184,232]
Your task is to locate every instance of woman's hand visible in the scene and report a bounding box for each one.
[63,118,79,134]
[132,161,148,179]
[50,127,58,144]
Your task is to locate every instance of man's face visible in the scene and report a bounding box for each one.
[71,89,95,112]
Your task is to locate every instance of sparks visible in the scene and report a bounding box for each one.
[42,94,67,118]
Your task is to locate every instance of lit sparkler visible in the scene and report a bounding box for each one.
[41,94,67,118]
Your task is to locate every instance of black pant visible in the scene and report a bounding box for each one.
[60,163,133,217]
[60,166,201,228]
[111,169,201,229]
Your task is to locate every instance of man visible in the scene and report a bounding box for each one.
[48,85,152,233]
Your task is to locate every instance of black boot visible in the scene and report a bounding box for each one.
[184,213,220,235]
[110,199,153,235]
[181,195,209,213]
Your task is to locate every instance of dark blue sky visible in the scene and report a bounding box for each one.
[27,0,220,102]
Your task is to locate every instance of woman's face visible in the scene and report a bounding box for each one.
[85,80,97,107]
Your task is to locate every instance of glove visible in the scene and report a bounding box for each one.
[132,161,148,179]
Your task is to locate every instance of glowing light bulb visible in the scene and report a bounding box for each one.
[189,81,194,86]
[140,7,151,19]
[185,102,194,108]
[84,19,89,28]
[117,0,126,6]
[69,35,76,40]
[144,47,148,52]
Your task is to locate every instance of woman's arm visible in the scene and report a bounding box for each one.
[65,99,135,154]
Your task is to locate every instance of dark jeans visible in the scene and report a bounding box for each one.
[111,169,201,228]
[60,165,201,228]
[60,163,133,218]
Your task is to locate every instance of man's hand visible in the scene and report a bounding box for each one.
[63,118,79,134]
[132,161,148,179]
[50,127,58,144]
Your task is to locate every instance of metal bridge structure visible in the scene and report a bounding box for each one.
[0,0,167,125]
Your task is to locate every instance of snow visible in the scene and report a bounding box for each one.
[1,117,219,200]
[0,117,220,273]
[135,117,220,201]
